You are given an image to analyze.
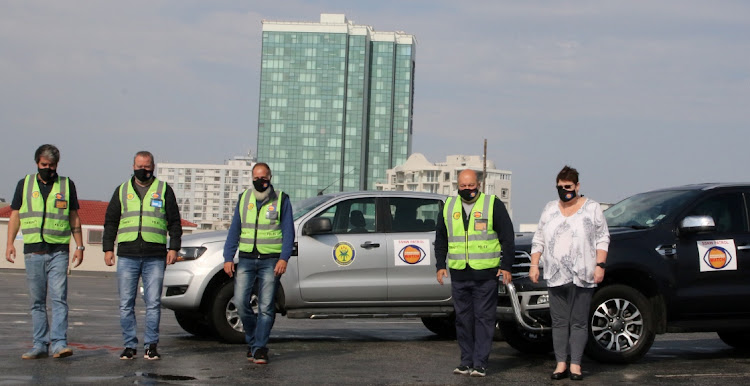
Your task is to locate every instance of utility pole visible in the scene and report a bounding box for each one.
[482,139,487,193]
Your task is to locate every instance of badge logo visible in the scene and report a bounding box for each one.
[152,193,161,199]
[398,244,427,265]
[333,242,355,266]
[703,246,731,269]
[268,205,275,212]
[127,193,134,200]
[453,212,461,220]
[32,191,40,199]
[474,211,482,218]
[55,193,64,200]
[248,203,254,210]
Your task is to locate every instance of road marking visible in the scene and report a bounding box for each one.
[656,373,750,378]
[0,312,27,315]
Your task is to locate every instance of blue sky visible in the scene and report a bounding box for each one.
[1,0,749,226]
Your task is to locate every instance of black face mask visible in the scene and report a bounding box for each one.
[557,186,577,202]
[37,168,57,182]
[458,188,479,201]
[253,178,270,192]
[134,168,154,182]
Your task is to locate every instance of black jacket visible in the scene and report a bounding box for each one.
[435,194,516,281]
[103,177,182,257]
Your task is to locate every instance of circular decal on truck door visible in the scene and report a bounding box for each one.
[333,242,355,266]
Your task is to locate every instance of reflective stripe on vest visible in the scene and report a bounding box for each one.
[117,179,168,244]
[443,193,501,270]
[18,174,71,244]
[238,190,283,254]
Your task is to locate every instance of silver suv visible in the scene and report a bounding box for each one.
[162,191,466,343]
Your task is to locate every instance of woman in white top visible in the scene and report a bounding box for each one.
[529,166,610,381]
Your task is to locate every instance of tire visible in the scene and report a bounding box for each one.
[585,285,655,363]
[174,311,212,337]
[717,331,750,350]
[421,316,456,339]
[208,281,249,344]
[498,321,553,354]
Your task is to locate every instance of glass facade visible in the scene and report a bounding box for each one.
[257,17,415,200]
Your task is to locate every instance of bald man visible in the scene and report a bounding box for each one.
[435,169,515,377]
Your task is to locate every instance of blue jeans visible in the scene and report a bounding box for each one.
[24,251,70,352]
[234,257,279,352]
[117,256,165,349]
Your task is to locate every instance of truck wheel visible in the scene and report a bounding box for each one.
[208,281,248,344]
[585,285,655,363]
[717,331,750,350]
[174,311,212,337]
[421,316,456,338]
[498,321,553,354]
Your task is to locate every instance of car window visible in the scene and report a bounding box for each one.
[388,198,442,232]
[315,198,376,234]
[605,190,700,229]
[686,193,748,233]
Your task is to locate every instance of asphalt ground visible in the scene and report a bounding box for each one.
[1,269,750,385]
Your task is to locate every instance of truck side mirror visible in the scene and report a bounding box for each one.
[678,215,716,234]
[303,217,332,235]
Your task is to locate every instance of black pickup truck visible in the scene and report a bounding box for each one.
[499,183,750,363]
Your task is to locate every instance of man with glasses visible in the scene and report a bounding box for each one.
[5,144,84,359]
[223,162,294,364]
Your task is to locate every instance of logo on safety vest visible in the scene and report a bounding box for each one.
[453,212,461,220]
[55,193,64,200]
[151,193,160,199]
[127,193,134,200]
[268,205,275,212]
[398,244,427,264]
[473,211,482,218]
[333,242,355,266]
[703,246,732,269]
[248,203,254,210]
[32,191,40,199]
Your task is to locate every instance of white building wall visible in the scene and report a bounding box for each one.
[157,156,255,230]
[375,153,513,217]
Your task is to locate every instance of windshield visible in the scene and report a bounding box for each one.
[605,190,701,229]
[292,194,333,221]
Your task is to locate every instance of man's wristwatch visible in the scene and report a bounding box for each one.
[596,262,606,269]
[76,246,85,251]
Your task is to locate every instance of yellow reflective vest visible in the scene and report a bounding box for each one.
[238,190,283,254]
[18,174,71,244]
[443,193,502,270]
[116,179,168,244]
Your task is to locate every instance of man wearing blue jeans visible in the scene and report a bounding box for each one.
[5,144,84,359]
[223,162,294,364]
[103,151,182,360]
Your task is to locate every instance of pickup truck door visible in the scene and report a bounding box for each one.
[296,197,387,302]
[384,197,451,302]
[673,190,750,316]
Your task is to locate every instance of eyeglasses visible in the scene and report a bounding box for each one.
[556,184,575,190]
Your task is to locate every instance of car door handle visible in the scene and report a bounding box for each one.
[360,241,380,249]
[738,244,750,251]
[655,244,676,257]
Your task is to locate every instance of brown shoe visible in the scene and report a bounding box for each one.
[53,347,73,358]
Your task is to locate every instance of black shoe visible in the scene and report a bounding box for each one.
[570,372,583,381]
[247,349,254,361]
[119,347,136,360]
[470,367,486,377]
[253,347,268,364]
[453,365,471,375]
[144,344,161,360]
[551,370,569,380]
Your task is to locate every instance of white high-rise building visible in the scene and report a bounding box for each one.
[375,153,513,216]
[157,155,256,230]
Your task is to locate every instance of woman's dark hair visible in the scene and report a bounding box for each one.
[556,165,579,184]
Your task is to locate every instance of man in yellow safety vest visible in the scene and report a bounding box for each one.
[435,169,515,377]
[5,144,84,360]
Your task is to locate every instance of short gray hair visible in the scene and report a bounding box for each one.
[133,151,155,167]
[34,144,60,164]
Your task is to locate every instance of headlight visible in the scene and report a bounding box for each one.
[177,246,207,262]
[535,294,549,305]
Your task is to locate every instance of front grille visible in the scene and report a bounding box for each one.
[511,250,531,278]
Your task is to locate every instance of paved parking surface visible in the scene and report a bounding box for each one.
[1,269,749,385]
